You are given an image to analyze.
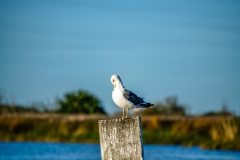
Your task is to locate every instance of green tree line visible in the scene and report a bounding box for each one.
[0,90,106,114]
[0,90,234,116]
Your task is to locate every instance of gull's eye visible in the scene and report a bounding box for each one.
[112,79,115,83]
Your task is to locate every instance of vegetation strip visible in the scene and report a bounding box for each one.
[0,114,239,150]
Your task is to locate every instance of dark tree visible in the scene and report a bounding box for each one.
[58,90,106,114]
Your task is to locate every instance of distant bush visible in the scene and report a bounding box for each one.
[202,103,234,116]
[57,90,106,114]
[143,96,186,116]
[0,91,39,114]
[0,104,39,114]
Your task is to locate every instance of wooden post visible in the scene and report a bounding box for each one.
[98,116,144,160]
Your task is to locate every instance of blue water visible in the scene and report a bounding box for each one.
[0,142,239,160]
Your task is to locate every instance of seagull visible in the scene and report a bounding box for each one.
[110,74,154,119]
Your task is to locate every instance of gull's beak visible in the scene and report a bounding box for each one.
[114,83,116,88]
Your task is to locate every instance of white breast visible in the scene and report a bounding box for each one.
[112,89,134,110]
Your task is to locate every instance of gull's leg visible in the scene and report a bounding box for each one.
[125,108,128,118]
[122,108,125,119]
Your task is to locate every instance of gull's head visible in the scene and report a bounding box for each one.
[111,74,123,88]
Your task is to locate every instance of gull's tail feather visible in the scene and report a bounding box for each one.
[139,102,154,108]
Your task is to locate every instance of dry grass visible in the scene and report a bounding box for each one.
[210,119,238,141]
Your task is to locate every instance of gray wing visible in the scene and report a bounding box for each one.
[123,89,144,105]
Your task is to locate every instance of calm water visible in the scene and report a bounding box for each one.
[0,142,239,160]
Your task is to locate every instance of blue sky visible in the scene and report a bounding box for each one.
[1,0,240,115]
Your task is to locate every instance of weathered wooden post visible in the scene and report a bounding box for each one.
[98,116,144,160]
